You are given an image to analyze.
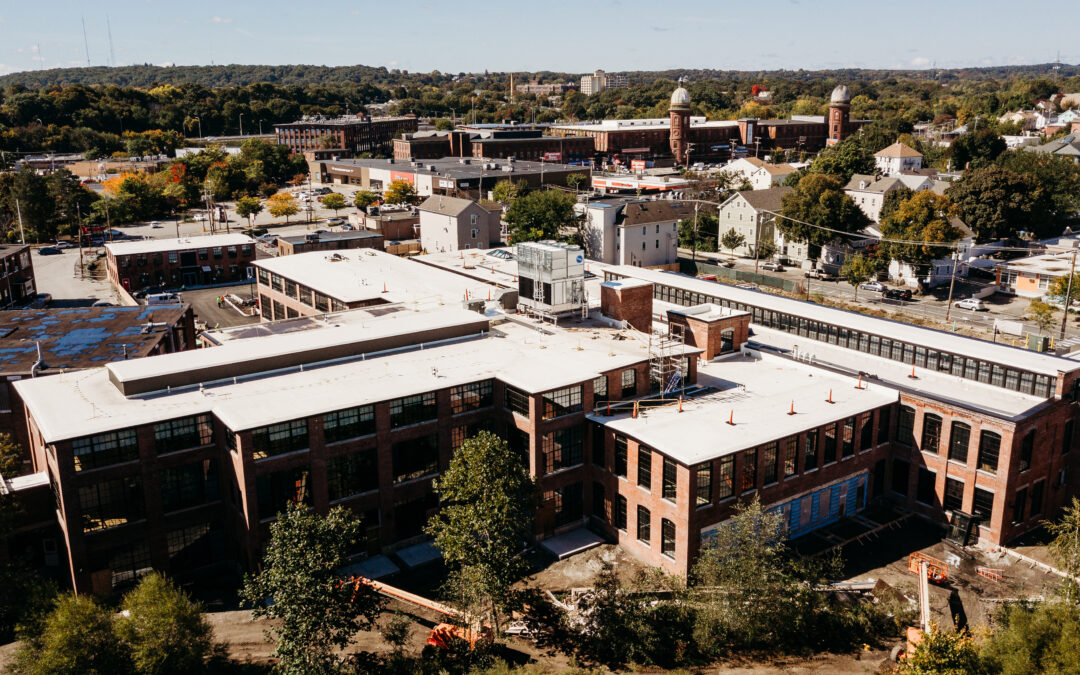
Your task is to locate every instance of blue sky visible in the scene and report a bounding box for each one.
[0,0,1076,77]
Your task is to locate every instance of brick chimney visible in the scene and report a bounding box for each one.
[666,304,750,360]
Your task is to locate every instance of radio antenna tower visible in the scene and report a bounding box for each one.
[81,17,91,66]
[106,15,116,67]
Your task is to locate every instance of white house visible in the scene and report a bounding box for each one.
[418,195,502,254]
[579,198,690,267]
[715,187,793,259]
[723,157,766,188]
[874,142,923,175]
[885,218,1001,288]
[844,174,932,223]
[723,157,798,190]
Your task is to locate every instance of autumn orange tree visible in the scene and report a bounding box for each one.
[266,193,299,223]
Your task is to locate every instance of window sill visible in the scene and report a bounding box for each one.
[330,489,379,505]
[393,473,438,486]
[325,434,377,446]
[157,443,215,458]
[253,448,310,462]
[73,458,141,474]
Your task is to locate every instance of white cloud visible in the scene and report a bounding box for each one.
[0,64,18,76]
[909,56,931,68]
[211,16,232,24]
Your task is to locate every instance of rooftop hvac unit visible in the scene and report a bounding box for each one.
[516,241,587,315]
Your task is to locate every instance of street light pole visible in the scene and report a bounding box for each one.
[194,116,202,139]
[944,251,959,323]
[239,113,244,137]
[1060,250,1077,341]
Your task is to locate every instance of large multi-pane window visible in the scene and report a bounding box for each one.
[661,519,676,558]
[621,369,637,398]
[592,482,606,522]
[695,462,712,506]
[553,483,583,527]
[166,522,220,570]
[841,417,855,458]
[72,429,139,472]
[1018,430,1034,473]
[252,419,309,459]
[79,476,145,532]
[542,426,583,474]
[392,434,439,483]
[450,380,494,415]
[948,422,970,463]
[390,392,437,428]
[823,423,837,464]
[741,448,757,492]
[804,430,819,470]
[323,406,376,443]
[592,425,606,469]
[161,460,218,512]
[637,447,652,489]
[614,435,628,477]
[891,459,909,496]
[859,412,873,451]
[896,406,915,446]
[542,386,583,420]
[256,466,311,520]
[662,457,677,502]
[102,541,152,588]
[782,437,798,477]
[153,415,213,454]
[327,449,378,501]
[718,456,735,499]
[944,477,964,512]
[972,488,995,522]
[1031,481,1045,517]
[877,406,891,445]
[593,376,608,405]
[921,414,942,455]
[977,431,1001,473]
[636,505,651,544]
[1065,419,1076,455]
[762,442,779,484]
[916,467,936,504]
[505,386,530,418]
[615,494,627,530]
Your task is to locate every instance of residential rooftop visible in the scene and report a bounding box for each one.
[314,157,584,180]
[277,230,382,245]
[104,234,254,256]
[589,352,896,466]
[996,250,1079,277]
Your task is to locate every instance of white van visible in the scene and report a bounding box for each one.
[146,292,183,305]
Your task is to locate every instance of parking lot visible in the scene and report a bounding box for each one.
[31,246,121,305]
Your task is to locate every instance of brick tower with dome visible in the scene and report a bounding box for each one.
[827,84,852,146]
[669,80,692,165]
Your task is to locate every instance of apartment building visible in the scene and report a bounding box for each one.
[105,235,256,292]
[580,70,628,95]
[0,245,35,307]
[418,196,502,254]
[580,198,690,268]
[716,187,793,260]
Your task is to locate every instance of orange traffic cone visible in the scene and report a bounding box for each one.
[788,401,795,415]
[727,410,734,425]
[856,374,864,389]
[827,389,834,404]
[908,365,917,379]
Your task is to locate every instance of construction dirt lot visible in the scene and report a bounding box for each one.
[0,520,1067,674]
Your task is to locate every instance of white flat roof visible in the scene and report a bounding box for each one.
[104,234,254,256]
[16,318,690,443]
[750,328,1049,420]
[254,249,503,307]
[590,353,897,466]
[998,251,1077,277]
[551,118,738,132]
[607,265,1080,378]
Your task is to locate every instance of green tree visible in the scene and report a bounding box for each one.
[321,192,346,214]
[999,151,1080,234]
[426,431,537,631]
[1047,273,1080,305]
[433,118,455,131]
[756,236,777,262]
[808,137,874,182]
[950,128,1006,170]
[980,601,1080,675]
[491,179,524,204]
[383,179,417,205]
[240,503,383,675]
[266,192,300,224]
[234,195,263,228]
[778,174,870,254]
[841,253,879,301]
[353,190,378,209]
[504,189,576,244]
[1048,497,1080,603]
[946,164,1053,240]
[1027,299,1057,336]
[720,228,745,257]
[880,191,962,273]
[115,573,218,675]
[566,172,588,192]
[879,185,915,222]
[899,626,986,675]
[13,594,130,675]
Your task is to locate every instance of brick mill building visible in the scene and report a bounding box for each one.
[7,249,1080,592]
[0,245,36,307]
[105,234,256,292]
[274,115,418,157]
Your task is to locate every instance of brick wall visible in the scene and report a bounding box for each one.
[600,282,653,332]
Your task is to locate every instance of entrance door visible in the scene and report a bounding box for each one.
[181,270,198,286]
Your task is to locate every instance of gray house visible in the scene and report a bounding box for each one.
[418,195,502,253]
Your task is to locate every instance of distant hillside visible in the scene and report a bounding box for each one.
[2,62,1078,90]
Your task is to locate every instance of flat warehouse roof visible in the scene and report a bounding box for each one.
[590,353,897,466]
[105,234,254,256]
[253,248,503,306]
[16,318,691,443]
[607,266,1080,378]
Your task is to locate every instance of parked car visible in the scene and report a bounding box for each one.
[314,229,329,235]
[341,223,354,230]
[760,261,784,272]
[859,281,886,293]
[149,221,163,229]
[193,213,207,222]
[804,268,836,281]
[53,241,75,249]
[28,293,52,308]
[953,298,987,311]
[716,259,734,268]
[255,234,277,246]
[133,285,165,300]
[146,292,183,305]
[91,299,115,307]
[884,288,913,301]
[38,246,63,255]
[327,217,345,226]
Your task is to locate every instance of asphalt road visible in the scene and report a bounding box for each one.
[31,246,121,304]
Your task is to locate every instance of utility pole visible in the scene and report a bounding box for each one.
[944,251,959,323]
[691,202,700,263]
[239,113,244,137]
[14,199,25,245]
[306,172,314,226]
[76,202,84,279]
[753,212,762,274]
[1060,250,1077,341]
